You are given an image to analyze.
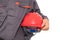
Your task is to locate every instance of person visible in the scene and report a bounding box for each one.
[0,0,49,40]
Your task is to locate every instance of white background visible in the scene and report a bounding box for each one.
[31,0,60,40]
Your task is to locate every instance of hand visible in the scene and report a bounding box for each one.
[42,18,49,30]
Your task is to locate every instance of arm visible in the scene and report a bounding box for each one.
[31,0,49,30]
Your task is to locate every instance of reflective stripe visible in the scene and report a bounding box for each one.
[16,2,20,5]
[23,6,31,8]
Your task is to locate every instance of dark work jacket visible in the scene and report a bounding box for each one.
[0,0,48,40]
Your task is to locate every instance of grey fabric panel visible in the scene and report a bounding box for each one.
[0,0,8,30]
[13,27,25,40]
[0,8,8,29]
[0,0,29,40]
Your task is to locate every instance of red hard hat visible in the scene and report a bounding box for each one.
[21,12,43,29]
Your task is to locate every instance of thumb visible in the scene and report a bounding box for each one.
[42,20,46,27]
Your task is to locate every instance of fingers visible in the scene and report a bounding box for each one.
[42,19,49,30]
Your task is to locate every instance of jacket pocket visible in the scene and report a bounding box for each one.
[15,1,31,9]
